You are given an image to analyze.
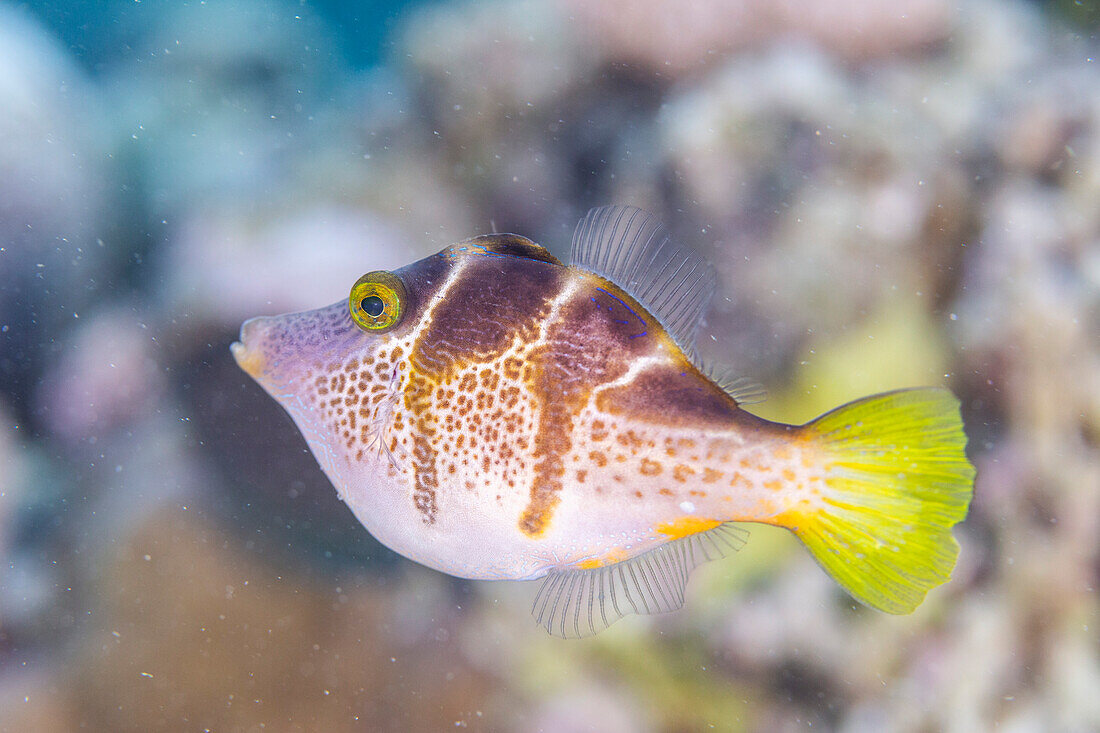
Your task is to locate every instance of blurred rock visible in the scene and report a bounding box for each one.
[162,205,419,332]
[395,0,593,236]
[0,400,45,636]
[659,44,977,379]
[0,668,77,733]
[71,507,500,732]
[32,308,166,447]
[567,0,953,73]
[0,400,25,558]
[101,0,337,215]
[0,5,115,415]
[400,0,586,120]
[528,682,651,733]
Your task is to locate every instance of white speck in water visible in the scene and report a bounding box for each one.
[679,501,696,514]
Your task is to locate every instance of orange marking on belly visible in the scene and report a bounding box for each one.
[577,547,629,570]
[656,516,723,540]
[703,467,722,483]
[640,458,662,476]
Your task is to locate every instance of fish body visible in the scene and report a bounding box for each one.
[233,206,974,636]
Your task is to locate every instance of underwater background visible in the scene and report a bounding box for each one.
[2,0,1099,730]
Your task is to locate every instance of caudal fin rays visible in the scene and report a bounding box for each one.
[792,388,975,613]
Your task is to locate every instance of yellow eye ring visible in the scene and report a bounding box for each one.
[349,271,407,332]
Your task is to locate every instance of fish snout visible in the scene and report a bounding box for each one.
[231,316,274,380]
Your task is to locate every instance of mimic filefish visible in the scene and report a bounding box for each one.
[232,206,975,638]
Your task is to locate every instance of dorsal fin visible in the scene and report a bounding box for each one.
[451,234,563,266]
[570,206,716,356]
[707,367,768,406]
[531,523,749,638]
[717,375,767,405]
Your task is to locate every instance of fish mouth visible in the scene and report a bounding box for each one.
[230,317,270,380]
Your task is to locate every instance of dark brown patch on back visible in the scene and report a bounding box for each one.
[405,253,565,523]
[596,366,740,429]
[411,256,563,376]
[517,278,664,536]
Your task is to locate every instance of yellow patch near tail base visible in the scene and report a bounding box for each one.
[657,516,723,541]
[790,388,975,613]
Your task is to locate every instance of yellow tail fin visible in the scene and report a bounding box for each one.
[795,388,975,613]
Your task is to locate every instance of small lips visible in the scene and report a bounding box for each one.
[231,317,268,380]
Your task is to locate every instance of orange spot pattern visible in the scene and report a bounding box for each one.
[404,255,561,523]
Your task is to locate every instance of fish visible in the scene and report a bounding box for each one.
[231,205,975,638]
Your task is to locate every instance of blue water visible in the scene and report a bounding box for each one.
[21,0,438,69]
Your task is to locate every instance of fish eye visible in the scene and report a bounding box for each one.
[348,271,406,332]
[361,295,384,317]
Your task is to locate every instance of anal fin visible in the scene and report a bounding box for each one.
[532,523,749,638]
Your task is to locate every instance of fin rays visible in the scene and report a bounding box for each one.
[705,366,768,405]
[532,523,749,638]
[795,388,974,613]
[570,206,716,357]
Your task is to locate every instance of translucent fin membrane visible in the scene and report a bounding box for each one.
[570,206,717,357]
[708,368,767,406]
[531,523,750,639]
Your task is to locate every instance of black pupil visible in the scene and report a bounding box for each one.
[361,295,385,318]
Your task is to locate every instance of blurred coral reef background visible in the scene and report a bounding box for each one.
[1,0,1099,730]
